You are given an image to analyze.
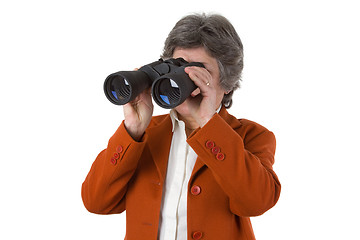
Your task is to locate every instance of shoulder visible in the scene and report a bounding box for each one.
[238,118,271,133]
[237,118,275,147]
[221,108,271,134]
[217,108,275,145]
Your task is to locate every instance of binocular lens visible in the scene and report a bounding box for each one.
[108,76,130,102]
[158,78,180,106]
[152,70,197,109]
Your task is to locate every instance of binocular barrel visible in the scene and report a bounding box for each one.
[103,70,151,105]
[104,58,204,109]
[151,68,197,109]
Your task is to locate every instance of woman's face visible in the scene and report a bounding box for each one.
[172,47,225,117]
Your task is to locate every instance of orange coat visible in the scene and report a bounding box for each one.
[82,107,281,239]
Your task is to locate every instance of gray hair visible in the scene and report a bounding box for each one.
[161,13,244,108]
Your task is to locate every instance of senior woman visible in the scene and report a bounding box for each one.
[82,13,281,240]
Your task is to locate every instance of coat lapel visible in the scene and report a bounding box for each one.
[145,115,173,182]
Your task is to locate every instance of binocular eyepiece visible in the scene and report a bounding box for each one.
[104,58,204,109]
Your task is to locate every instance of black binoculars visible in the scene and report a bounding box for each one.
[104,58,204,109]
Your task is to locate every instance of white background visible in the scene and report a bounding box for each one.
[1,0,359,239]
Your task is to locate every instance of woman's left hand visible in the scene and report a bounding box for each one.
[184,66,220,127]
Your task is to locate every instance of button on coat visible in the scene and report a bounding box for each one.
[211,146,220,155]
[191,185,201,195]
[205,140,215,149]
[216,152,225,161]
[110,157,117,165]
[192,231,203,239]
[116,145,123,153]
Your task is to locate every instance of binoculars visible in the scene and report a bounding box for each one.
[104,58,204,109]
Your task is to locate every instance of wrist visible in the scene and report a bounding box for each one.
[124,121,144,141]
[198,113,215,128]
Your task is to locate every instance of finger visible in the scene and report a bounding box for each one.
[191,88,201,97]
[185,67,212,90]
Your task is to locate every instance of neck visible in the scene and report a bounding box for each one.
[177,114,199,137]
[178,114,199,130]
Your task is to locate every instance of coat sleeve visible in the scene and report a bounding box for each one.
[187,114,281,217]
[81,121,147,214]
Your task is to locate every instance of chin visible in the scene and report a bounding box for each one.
[174,100,192,117]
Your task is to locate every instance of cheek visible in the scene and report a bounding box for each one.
[215,87,226,102]
[174,101,191,116]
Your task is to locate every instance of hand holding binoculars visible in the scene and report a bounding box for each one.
[104,58,205,109]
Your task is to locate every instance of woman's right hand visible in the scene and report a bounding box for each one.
[123,85,153,141]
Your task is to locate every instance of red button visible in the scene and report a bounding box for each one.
[191,185,201,195]
[216,152,225,161]
[211,146,220,155]
[110,158,117,165]
[192,231,203,240]
[205,140,215,149]
[113,152,120,160]
[116,145,123,153]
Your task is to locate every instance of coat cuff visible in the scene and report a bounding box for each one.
[187,113,240,162]
[106,120,147,167]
